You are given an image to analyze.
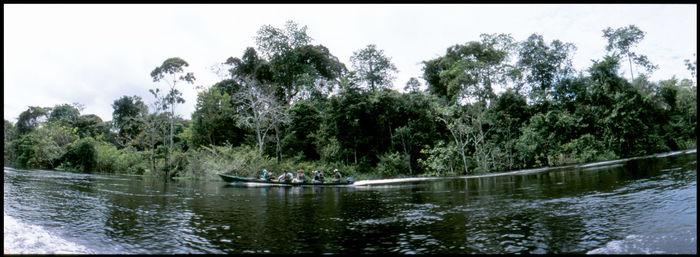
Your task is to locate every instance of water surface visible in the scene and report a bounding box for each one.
[3,150,696,254]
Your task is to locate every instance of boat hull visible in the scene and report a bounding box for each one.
[217,174,353,186]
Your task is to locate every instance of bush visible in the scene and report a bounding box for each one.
[58,137,98,172]
[558,134,618,164]
[418,141,462,177]
[183,144,276,180]
[116,146,148,175]
[90,140,147,175]
[93,140,119,173]
[13,132,62,169]
[376,152,407,178]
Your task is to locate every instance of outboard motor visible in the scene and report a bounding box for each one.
[346,177,354,184]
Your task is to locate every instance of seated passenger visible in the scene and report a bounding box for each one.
[286,171,294,182]
[312,170,324,183]
[277,172,286,182]
[260,169,269,181]
[332,168,342,183]
[292,169,306,183]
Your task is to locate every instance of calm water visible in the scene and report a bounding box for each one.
[3,150,696,254]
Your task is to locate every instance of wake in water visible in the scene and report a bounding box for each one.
[3,214,92,254]
[353,149,697,186]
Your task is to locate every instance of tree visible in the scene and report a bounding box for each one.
[684,53,697,86]
[350,44,398,92]
[16,106,49,136]
[151,57,196,178]
[422,33,516,104]
[255,20,313,60]
[393,126,414,174]
[435,104,473,175]
[190,79,246,148]
[517,33,577,103]
[404,77,422,93]
[232,76,288,155]
[112,95,147,147]
[141,87,170,175]
[74,114,107,139]
[602,25,658,81]
[281,99,321,161]
[248,22,345,160]
[48,103,81,126]
[4,120,18,166]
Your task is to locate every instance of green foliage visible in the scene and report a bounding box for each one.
[350,44,398,91]
[16,106,49,136]
[58,137,98,173]
[183,144,276,180]
[282,99,321,160]
[48,104,80,126]
[423,34,516,103]
[517,33,577,103]
[12,130,62,169]
[112,95,147,145]
[557,134,618,165]
[602,25,658,79]
[74,114,107,139]
[418,141,462,177]
[190,79,246,148]
[376,152,408,178]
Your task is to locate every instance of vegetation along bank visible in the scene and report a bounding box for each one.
[4,22,696,181]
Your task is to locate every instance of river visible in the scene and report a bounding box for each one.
[3,149,696,254]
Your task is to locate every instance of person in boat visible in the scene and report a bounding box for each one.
[277,170,287,182]
[268,170,275,181]
[277,170,293,183]
[293,169,306,183]
[312,170,324,183]
[332,168,342,183]
[260,169,269,181]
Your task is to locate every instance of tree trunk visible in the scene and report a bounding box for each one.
[460,145,469,175]
[275,125,281,163]
[400,135,412,175]
[169,102,173,179]
[406,153,412,175]
[628,54,635,81]
[369,62,375,91]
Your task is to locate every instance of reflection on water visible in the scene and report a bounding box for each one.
[3,150,696,254]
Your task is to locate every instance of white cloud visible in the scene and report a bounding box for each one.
[4,4,697,123]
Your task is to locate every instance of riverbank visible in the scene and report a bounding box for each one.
[352,148,697,186]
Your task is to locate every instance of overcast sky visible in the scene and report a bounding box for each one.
[4,4,697,123]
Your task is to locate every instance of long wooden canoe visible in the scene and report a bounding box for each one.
[218,173,354,186]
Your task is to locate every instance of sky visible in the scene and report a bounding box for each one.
[4,4,697,124]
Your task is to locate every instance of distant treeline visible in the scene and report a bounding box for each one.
[4,22,696,181]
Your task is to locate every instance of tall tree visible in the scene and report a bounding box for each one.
[250,21,345,160]
[255,20,313,60]
[684,53,697,86]
[48,104,81,126]
[16,106,50,136]
[602,25,658,81]
[74,114,107,139]
[112,95,147,147]
[404,77,422,93]
[150,57,196,178]
[435,104,473,175]
[423,33,516,104]
[517,33,577,103]
[350,44,398,92]
[190,79,246,147]
[232,76,288,154]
